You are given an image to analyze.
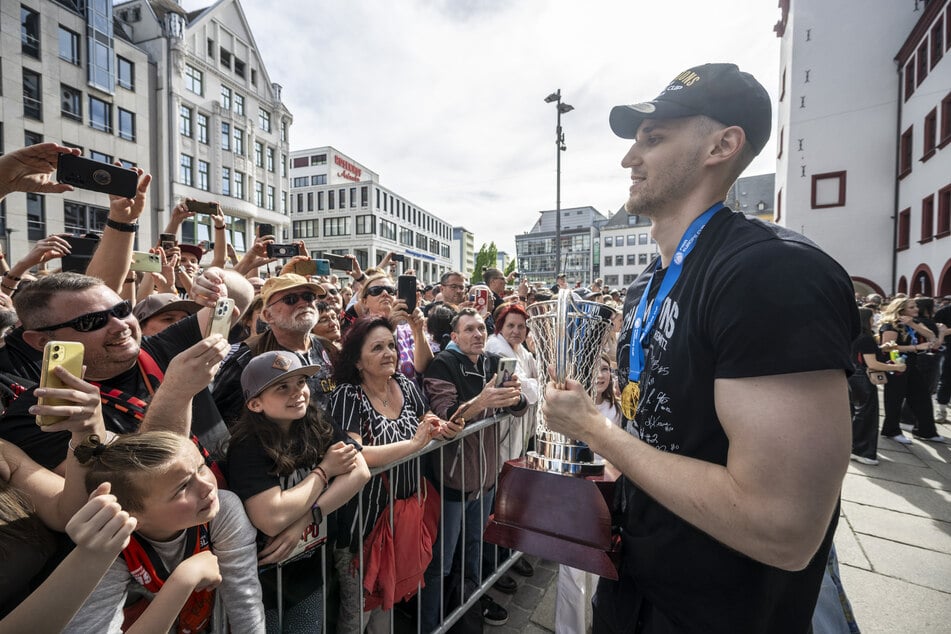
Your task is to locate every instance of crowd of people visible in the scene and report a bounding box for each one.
[0,142,629,633]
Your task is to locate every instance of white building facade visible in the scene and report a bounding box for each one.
[451,226,475,278]
[598,210,655,289]
[515,206,608,287]
[288,146,453,284]
[774,0,949,296]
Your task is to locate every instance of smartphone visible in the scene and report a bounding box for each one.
[61,236,100,274]
[205,297,235,339]
[398,275,417,312]
[320,253,352,271]
[130,251,161,273]
[37,341,85,426]
[57,153,138,199]
[314,259,331,276]
[293,259,318,276]
[495,357,517,387]
[184,200,218,215]
[159,233,177,251]
[266,244,300,258]
[390,253,405,263]
[257,223,274,237]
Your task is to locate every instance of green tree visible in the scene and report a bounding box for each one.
[503,258,517,277]
[471,242,498,283]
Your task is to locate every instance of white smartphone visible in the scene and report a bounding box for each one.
[495,357,517,387]
[205,297,234,339]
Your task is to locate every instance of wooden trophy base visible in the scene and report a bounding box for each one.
[483,458,620,579]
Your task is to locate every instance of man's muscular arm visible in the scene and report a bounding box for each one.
[543,368,850,571]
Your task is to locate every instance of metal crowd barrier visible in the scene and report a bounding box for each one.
[270,411,534,633]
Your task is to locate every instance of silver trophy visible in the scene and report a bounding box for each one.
[526,289,617,476]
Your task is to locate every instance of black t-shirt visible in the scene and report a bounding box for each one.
[851,333,882,369]
[226,420,350,609]
[614,208,859,633]
[0,315,231,470]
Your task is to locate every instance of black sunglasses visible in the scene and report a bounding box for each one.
[268,291,322,308]
[325,288,339,295]
[37,300,133,333]
[366,285,396,297]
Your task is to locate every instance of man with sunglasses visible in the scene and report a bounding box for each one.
[212,274,337,425]
[1,269,253,471]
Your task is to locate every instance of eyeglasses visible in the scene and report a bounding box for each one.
[325,288,339,295]
[366,285,396,297]
[268,291,322,308]
[37,300,133,333]
[444,284,465,291]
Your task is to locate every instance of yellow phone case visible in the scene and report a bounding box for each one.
[37,341,85,426]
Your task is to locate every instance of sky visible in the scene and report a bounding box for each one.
[182,0,782,257]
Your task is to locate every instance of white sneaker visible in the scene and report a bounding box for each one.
[899,423,914,432]
[913,434,948,444]
[887,434,913,445]
[850,454,879,465]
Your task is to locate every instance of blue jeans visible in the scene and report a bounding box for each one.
[420,488,495,632]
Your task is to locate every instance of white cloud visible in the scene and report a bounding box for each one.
[186,0,781,256]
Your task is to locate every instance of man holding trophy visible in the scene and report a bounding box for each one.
[542,64,859,633]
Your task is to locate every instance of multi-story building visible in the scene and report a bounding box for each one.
[2,0,152,256]
[452,226,475,278]
[288,146,453,284]
[773,0,949,296]
[726,173,775,223]
[598,209,654,289]
[515,206,608,287]
[116,0,292,253]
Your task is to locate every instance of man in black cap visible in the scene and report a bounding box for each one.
[543,63,859,633]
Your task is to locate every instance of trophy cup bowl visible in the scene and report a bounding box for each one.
[484,290,621,579]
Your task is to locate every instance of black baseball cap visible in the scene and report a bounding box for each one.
[609,63,771,155]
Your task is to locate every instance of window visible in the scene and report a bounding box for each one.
[267,186,275,211]
[221,167,231,196]
[198,160,209,191]
[937,185,951,237]
[904,60,915,101]
[27,193,45,240]
[603,236,612,247]
[89,96,112,132]
[21,6,40,58]
[266,147,275,172]
[220,48,232,69]
[627,254,637,265]
[350,188,357,208]
[899,127,913,178]
[301,191,311,211]
[254,142,264,167]
[259,109,272,132]
[234,172,244,199]
[811,171,847,208]
[400,228,414,247]
[185,65,203,95]
[605,275,619,286]
[614,255,624,266]
[626,235,636,246]
[921,194,935,242]
[234,58,246,79]
[63,200,108,234]
[604,256,612,267]
[356,215,375,235]
[932,19,944,68]
[59,26,80,64]
[312,174,327,185]
[281,121,287,142]
[311,154,326,166]
[339,189,346,208]
[234,93,244,116]
[255,181,264,207]
[117,57,134,89]
[61,84,82,120]
[90,150,112,164]
[24,130,43,146]
[361,186,369,207]
[196,113,209,144]
[328,190,335,210]
[207,38,215,58]
[117,159,136,169]
[623,274,637,285]
[323,217,349,236]
[180,154,193,186]
[638,254,648,265]
[220,86,232,110]
[292,177,309,188]
[233,127,244,155]
[917,42,929,87]
[179,105,193,137]
[292,157,309,168]
[897,208,910,250]
[379,219,396,241]
[293,220,318,239]
[317,191,324,211]
[281,154,287,177]
[221,122,231,151]
[923,108,937,159]
[118,108,135,141]
[638,233,648,245]
[23,70,42,120]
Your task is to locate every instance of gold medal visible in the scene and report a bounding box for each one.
[620,381,640,420]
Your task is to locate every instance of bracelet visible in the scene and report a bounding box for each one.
[3,272,21,281]
[124,278,135,284]
[353,273,366,282]
[215,224,226,230]
[313,466,329,492]
[105,217,138,232]
[1,283,17,292]
[68,431,118,452]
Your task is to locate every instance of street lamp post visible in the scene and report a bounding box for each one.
[545,89,573,282]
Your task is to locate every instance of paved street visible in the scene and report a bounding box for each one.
[489,418,951,633]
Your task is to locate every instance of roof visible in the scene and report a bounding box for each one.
[602,206,651,229]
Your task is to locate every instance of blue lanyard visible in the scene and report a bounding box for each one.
[627,203,725,382]
[905,325,918,345]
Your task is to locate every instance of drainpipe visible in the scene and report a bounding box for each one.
[891,61,902,295]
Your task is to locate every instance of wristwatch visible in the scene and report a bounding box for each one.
[312,502,323,525]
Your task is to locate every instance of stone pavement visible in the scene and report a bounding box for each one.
[486,419,951,633]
